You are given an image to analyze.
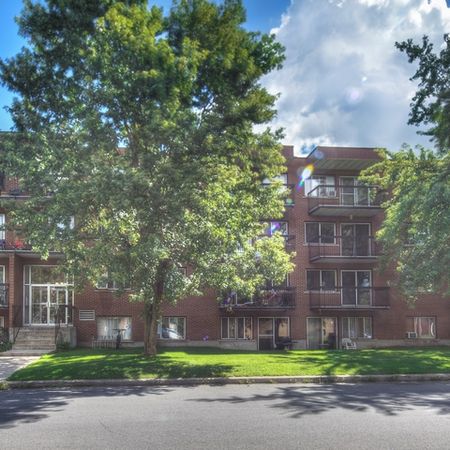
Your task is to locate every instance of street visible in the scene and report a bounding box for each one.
[2,382,450,449]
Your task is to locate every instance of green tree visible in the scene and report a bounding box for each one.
[0,0,293,355]
[361,34,450,301]
[361,147,449,302]
[395,35,450,154]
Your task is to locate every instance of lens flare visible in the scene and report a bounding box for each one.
[297,164,315,190]
[270,221,281,235]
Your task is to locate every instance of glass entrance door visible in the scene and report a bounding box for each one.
[307,317,337,349]
[30,285,70,325]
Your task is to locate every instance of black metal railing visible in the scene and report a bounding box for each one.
[220,287,296,309]
[308,236,380,261]
[12,304,23,343]
[307,185,384,212]
[0,239,32,251]
[309,287,390,309]
[0,283,8,307]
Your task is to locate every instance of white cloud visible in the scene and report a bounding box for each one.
[263,0,450,154]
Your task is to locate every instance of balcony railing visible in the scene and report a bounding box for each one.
[307,185,384,216]
[309,287,390,309]
[0,283,8,307]
[0,239,32,251]
[220,287,296,309]
[308,236,380,262]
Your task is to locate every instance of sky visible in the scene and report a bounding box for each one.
[0,0,449,154]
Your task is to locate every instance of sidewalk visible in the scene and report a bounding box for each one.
[0,356,41,381]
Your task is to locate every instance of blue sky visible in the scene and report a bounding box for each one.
[1,0,450,152]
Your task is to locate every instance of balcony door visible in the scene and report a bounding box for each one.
[341,224,370,257]
[307,317,337,349]
[341,271,371,306]
[258,318,289,350]
[340,177,370,206]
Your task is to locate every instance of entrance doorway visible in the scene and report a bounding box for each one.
[307,317,337,349]
[258,317,289,350]
[24,265,73,326]
[30,285,71,325]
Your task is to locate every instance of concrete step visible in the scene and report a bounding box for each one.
[12,344,56,350]
[2,350,51,356]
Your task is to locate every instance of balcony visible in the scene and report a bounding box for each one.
[308,236,379,263]
[0,239,32,251]
[309,287,390,310]
[0,283,9,307]
[220,287,296,310]
[307,185,384,217]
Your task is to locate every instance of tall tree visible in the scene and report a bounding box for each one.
[361,34,450,301]
[395,34,450,154]
[0,0,292,355]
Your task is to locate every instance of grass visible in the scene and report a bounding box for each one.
[8,346,450,381]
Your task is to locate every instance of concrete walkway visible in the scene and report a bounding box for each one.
[0,356,40,380]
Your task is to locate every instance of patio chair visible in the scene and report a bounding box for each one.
[341,338,357,350]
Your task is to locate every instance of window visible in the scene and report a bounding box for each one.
[56,216,75,230]
[96,271,129,290]
[0,265,6,306]
[265,221,288,237]
[97,316,132,340]
[0,214,5,241]
[263,173,288,186]
[0,316,4,328]
[306,270,336,291]
[158,317,186,340]
[305,222,335,244]
[407,317,436,338]
[305,175,335,197]
[221,317,252,339]
[342,317,372,339]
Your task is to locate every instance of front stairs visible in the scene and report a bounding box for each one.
[11,327,56,354]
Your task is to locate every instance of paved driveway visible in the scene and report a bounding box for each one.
[0,356,40,380]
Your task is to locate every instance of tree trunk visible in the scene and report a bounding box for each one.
[143,302,159,356]
[143,259,171,356]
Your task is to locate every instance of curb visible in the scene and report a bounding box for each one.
[5,373,450,389]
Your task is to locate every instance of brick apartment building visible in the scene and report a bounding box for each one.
[0,145,448,351]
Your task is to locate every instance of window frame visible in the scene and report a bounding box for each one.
[305,175,335,197]
[96,316,132,341]
[0,214,5,241]
[306,269,337,292]
[158,316,186,340]
[407,316,436,339]
[221,317,252,340]
[304,222,336,245]
[341,317,373,339]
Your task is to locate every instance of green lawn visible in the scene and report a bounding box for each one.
[8,346,450,381]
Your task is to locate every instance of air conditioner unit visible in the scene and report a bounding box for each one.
[406,332,417,339]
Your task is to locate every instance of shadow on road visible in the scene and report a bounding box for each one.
[190,382,450,418]
[0,385,174,429]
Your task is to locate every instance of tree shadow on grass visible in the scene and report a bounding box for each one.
[8,348,235,381]
[0,385,175,429]
[190,382,450,419]
[271,348,450,375]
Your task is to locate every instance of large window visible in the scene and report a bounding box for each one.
[97,316,132,340]
[306,270,336,291]
[0,266,6,307]
[265,221,288,237]
[96,271,129,290]
[305,175,335,197]
[407,317,436,338]
[221,317,252,339]
[342,317,372,339]
[305,222,335,244]
[158,317,186,340]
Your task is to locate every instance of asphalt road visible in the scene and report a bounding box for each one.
[2,382,450,449]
